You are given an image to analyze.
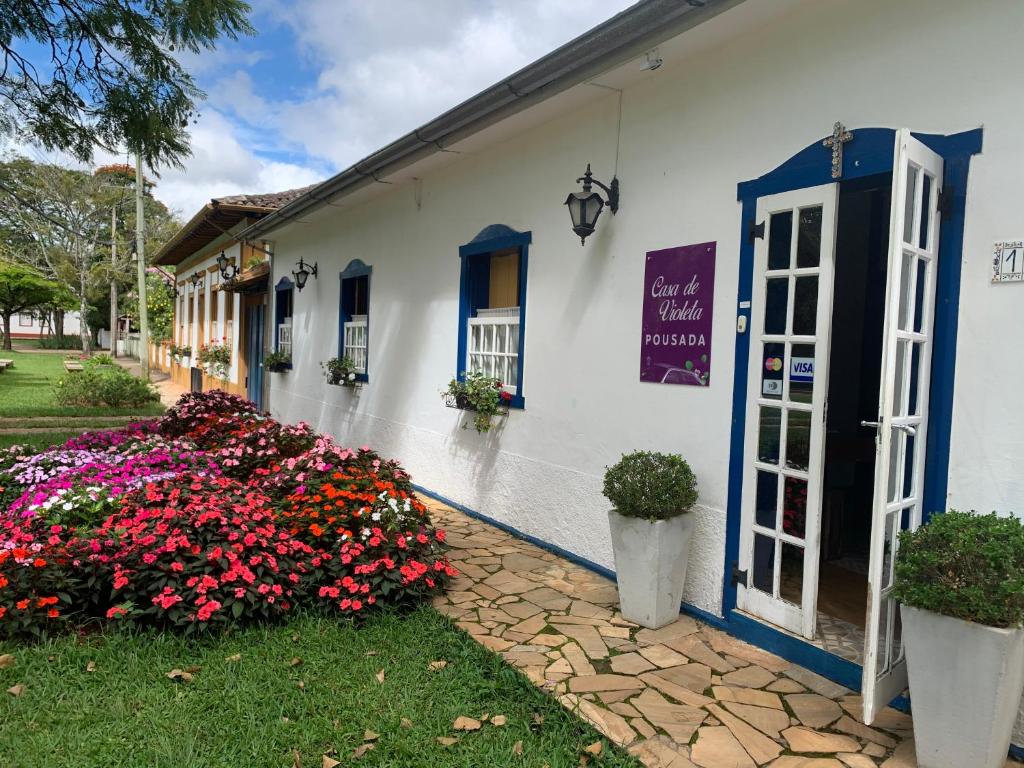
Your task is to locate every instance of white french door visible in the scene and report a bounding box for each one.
[737,184,838,639]
[861,130,944,724]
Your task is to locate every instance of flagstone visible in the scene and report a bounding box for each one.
[483,571,536,595]
[502,630,535,643]
[456,620,489,636]
[504,651,552,668]
[712,685,784,710]
[466,555,502,565]
[501,553,552,572]
[639,671,713,708]
[610,702,643,718]
[532,633,567,647]
[571,599,614,620]
[839,696,913,733]
[599,625,632,639]
[598,688,643,705]
[665,634,737,674]
[635,618,700,647]
[632,688,707,745]
[458,562,491,579]
[550,622,608,659]
[658,663,712,694]
[879,739,916,768]
[837,754,878,768]
[785,693,843,728]
[502,600,545,619]
[566,694,638,746]
[701,628,792,673]
[768,759,845,768]
[545,657,573,680]
[632,717,657,739]
[766,678,807,694]
[721,701,791,739]
[548,615,609,626]
[861,742,886,758]
[708,703,783,765]
[569,674,644,693]
[629,735,699,768]
[448,590,479,604]
[561,642,597,676]
[508,613,548,636]
[610,652,657,676]
[784,665,851,699]
[471,583,502,600]
[782,726,861,754]
[833,716,897,748]
[720,664,777,689]
[495,595,520,604]
[520,587,572,611]
[476,634,514,652]
[690,726,755,768]
[611,615,640,628]
[638,645,690,669]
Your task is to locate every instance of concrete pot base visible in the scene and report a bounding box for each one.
[902,604,1024,768]
[608,509,695,630]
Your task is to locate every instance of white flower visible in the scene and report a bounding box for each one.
[347,373,356,381]
[371,511,381,522]
[62,501,74,511]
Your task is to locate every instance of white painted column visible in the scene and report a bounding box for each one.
[230,291,241,385]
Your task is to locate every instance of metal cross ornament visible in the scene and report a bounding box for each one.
[823,121,853,179]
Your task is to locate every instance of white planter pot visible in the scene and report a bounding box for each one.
[902,604,1024,768]
[608,509,695,629]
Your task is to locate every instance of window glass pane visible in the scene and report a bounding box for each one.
[752,533,775,594]
[918,174,932,250]
[903,165,919,244]
[779,542,804,606]
[789,343,815,403]
[792,276,818,336]
[757,407,781,464]
[768,211,792,271]
[755,471,778,529]
[783,476,807,538]
[796,206,822,268]
[764,278,788,335]
[761,342,785,400]
[785,410,811,471]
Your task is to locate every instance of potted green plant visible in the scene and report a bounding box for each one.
[263,349,291,373]
[196,338,231,379]
[442,371,511,433]
[603,451,698,629]
[169,343,192,362]
[893,511,1024,768]
[322,356,360,387]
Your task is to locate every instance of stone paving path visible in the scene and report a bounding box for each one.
[424,496,1022,768]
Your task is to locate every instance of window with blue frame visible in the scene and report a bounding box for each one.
[457,227,530,408]
[339,260,371,380]
[274,277,294,362]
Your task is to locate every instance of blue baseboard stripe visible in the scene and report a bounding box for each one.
[417,484,1024,756]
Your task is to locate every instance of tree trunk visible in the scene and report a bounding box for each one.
[54,309,65,343]
[79,284,92,355]
[1,312,11,351]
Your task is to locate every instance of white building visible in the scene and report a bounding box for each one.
[8,310,82,340]
[224,0,1020,747]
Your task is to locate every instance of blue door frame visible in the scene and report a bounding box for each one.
[247,303,265,410]
[720,127,983,690]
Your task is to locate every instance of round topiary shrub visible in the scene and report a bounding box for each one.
[892,510,1024,628]
[602,451,698,522]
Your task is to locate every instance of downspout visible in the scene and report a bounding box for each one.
[262,240,274,414]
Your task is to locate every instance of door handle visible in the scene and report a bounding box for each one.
[894,424,917,436]
[860,420,880,429]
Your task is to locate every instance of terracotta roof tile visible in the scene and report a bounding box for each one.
[211,184,319,210]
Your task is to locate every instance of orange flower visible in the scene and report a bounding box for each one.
[32,558,47,568]
[48,609,59,618]
[16,599,29,610]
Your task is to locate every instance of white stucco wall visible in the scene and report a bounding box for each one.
[264,0,1024,740]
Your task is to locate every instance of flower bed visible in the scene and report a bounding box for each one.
[0,391,455,639]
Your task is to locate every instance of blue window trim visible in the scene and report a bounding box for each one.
[273,276,294,370]
[722,127,983,689]
[457,225,532,409]
[338,259,372,383]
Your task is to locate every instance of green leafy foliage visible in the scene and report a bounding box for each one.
[893,510,1024,628]
[322,356,359,386]
[54,366,158,408]
[36,334,84,350]
[0,263,60,350]
[263,349,291,371]
[603,451,698,521]
[444,372,510,433]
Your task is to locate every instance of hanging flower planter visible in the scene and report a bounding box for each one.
[442,372,511,433]
[263,350,291,373]
[321,356,362,388]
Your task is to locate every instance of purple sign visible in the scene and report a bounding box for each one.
[640,242,715,386]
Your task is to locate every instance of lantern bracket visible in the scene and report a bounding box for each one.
[576,164,619,214]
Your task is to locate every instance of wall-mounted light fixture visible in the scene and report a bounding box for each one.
[216,251,237,281]
[190,271,204,291]
[292,258,318,291]
[564,164,619,245]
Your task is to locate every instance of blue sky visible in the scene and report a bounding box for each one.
[140,0,638,214]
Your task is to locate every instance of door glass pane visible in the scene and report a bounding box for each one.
[785,409,811,471]
[758,407,781,464]
[892,340,908,417]
[768,211,793,270]
[898,250,914,331]
[792,276,818,336]
[913,258,928,333]
[796,206,822,268]
[902,434,916,499]
[908,342,921,416]
[892,604,905,664]
[918,174,932,250]
[881,511,897,591]
[752,533,775,594]
[779,542,804,606]
[783,477,807,538]
[765,278,788,334]
[761,342,785,400]
[789,343,815,403]
[876,598,892,675]
[755,471,778,528]
[887,428,905,503]
[903,165,919,244]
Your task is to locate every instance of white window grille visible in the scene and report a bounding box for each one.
[344,314,368,373]
[467,307,520,394]
[277,317,292,356]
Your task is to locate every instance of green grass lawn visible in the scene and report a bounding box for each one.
[0,607,638,768]
[0,350,165,418]
[0,430,86,452]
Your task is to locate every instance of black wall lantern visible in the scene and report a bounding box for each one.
[190,271,204,291]
[292,258,318,291]
[564,163,619,245]
[216,251,237,280]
